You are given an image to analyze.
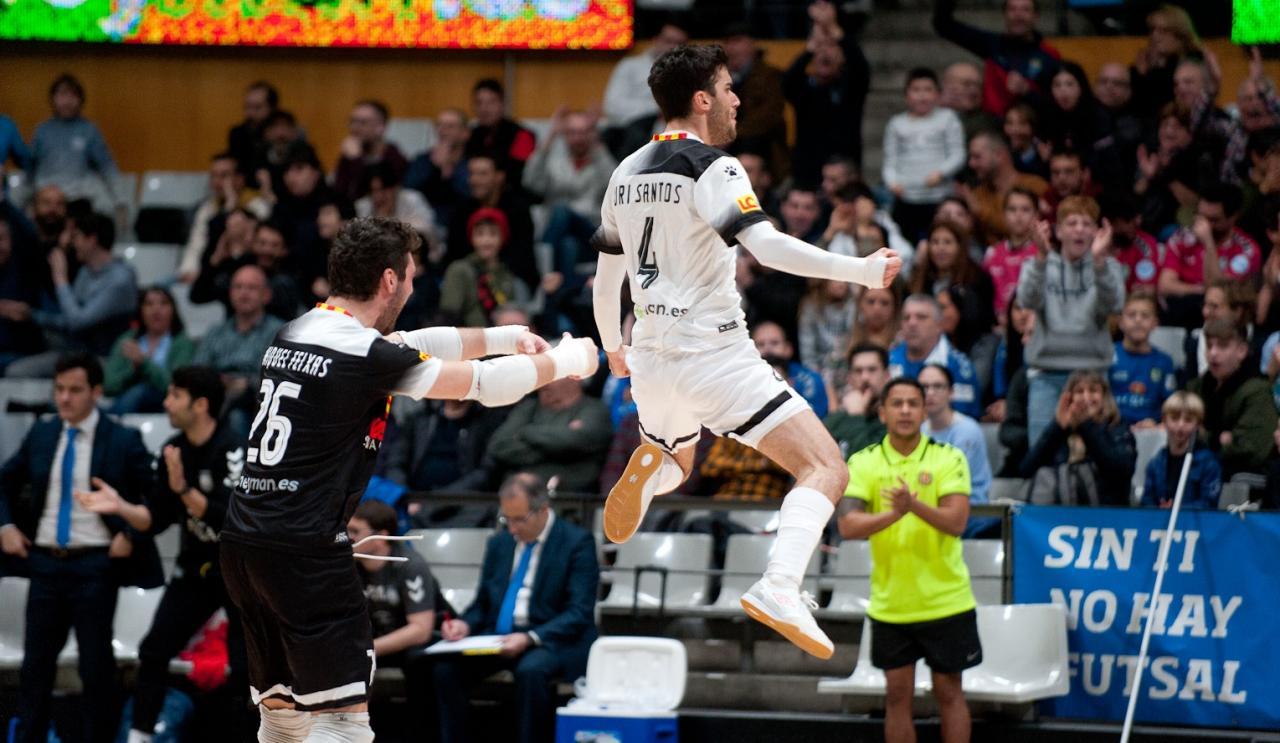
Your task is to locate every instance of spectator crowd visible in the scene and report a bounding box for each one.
[1,1,1278,741]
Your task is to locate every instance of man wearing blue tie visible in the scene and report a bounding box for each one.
[435,472,599,743]
[0,353,162,743]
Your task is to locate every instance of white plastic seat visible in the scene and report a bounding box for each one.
[602,533,711,610]
[114,172,140,241]
[407,528,491,613]
[565,636,687,712]
[114,242,181,286]
[963,604,1070,702]
[728,510,780,533]
[6,170,32,206]
[1131,428,1168,503]
[821,540,872,617]
[0,576,29,669]
[154,526,181,579]
[520,118,551,146]
[979,423,1005,476]
[113,586,165,662]
[988,478,1027,504]
[119,413,177,454]
[385,118,436,158]
[0,378,53,408]
[1149,326,1188,372]
[1,412,37,464]
[139,171,208,209]
[962,541,1004,606]
[817,621,928,696]
[1219,482,1251,510]
[819,604,1070,704]
[170,282,226,341]
[698,534,819,613]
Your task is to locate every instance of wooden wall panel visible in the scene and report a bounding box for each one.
[0,37,1268,174]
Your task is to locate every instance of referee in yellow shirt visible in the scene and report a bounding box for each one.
[838,377,980,743]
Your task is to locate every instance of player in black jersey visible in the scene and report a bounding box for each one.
[124,366,248,743]
[219,217,597,743]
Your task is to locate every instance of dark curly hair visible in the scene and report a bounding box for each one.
[327,217,420,301]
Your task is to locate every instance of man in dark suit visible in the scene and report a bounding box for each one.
[0,353,162,743]
[434,472,599,743]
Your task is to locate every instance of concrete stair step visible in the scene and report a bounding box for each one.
[683,672,846,713]
[684,638,860,675]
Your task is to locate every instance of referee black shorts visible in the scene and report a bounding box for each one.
[869,608,983,675]
[220,540,374,711]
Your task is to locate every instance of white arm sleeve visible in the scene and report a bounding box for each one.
[462,355,539,407]
[592,253,628,353]
[737,222,891,288]
[398,327,464,361]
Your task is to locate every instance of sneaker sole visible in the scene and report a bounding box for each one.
[740,594,835,660]
[604,443,664,544]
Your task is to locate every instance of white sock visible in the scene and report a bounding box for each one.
[304,712,374,743]
[259,708,311,743]
[127,731,154,743]
[644,451,685,506]
[765,487,835,587]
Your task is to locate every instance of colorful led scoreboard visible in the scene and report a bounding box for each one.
[0,0,632,49]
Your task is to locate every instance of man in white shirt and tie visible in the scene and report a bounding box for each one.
[435,472,599,743]
[0,353,161,743]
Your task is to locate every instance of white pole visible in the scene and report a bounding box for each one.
[1119,449,1194,743]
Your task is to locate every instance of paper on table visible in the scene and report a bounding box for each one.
[424,635,506,656]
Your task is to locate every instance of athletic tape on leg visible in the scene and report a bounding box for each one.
[258,708,311,743]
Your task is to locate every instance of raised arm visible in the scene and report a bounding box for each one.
[737,221,901,288]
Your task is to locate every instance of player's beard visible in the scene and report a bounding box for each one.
[374,281,411,334]
[708,99,737,147]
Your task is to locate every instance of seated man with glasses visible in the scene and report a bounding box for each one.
[433,472,599,743]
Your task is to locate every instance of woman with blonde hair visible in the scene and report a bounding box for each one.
[1131,4,1219,114]
[1019,369,1137,505]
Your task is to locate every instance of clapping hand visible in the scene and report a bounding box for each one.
[885,476,916,517]
[163,445,188,495]
[1090,218,1113,261]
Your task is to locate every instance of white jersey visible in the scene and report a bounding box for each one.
[592,131,770,353]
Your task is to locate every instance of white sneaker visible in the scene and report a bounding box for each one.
[603,443,664,544]
[740,576,834,660]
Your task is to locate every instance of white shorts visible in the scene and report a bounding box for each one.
[627,339,811,453]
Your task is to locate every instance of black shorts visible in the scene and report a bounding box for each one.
[220,539,374,711]
[869,609,982,674]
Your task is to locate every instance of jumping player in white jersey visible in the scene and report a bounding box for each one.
[592,45,902,659]
[219,217,598,743]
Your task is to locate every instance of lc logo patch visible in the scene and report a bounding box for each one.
[918,471,933,486]
[736,194,761,213]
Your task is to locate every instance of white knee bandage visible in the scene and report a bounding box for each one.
[463,355,539,407]
[258,708,311,743]
[303,712,374,743]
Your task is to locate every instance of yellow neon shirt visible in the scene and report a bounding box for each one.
[844,435,976,624]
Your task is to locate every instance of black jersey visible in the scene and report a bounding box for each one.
[222,307,441,556]
[358,546,439,639]
[149,422,244,575]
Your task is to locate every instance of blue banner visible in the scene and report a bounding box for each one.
[1012,505,1280,729]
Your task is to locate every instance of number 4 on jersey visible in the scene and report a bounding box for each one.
[637,216,659,289]
[247,379,301,466]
